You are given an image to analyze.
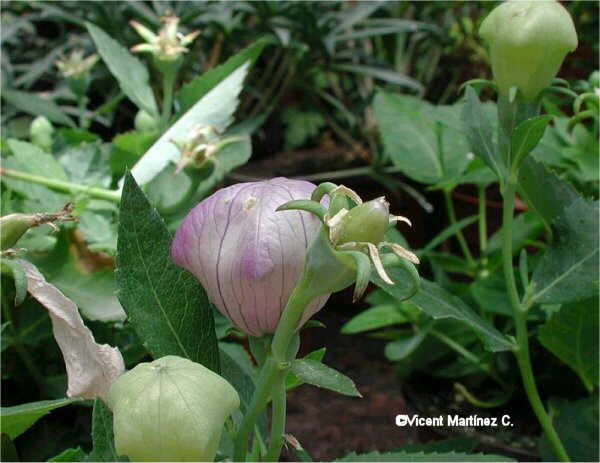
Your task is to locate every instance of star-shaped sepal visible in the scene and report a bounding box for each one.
[277,182,420,302]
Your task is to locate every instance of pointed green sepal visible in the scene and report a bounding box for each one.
[276,200,327,222]
[340,250,372,302]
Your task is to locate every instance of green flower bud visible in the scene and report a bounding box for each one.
[1,205,75,251]
[480,0,577,100]
[336,197,390,245]
[29,116,54,152]
[134,110,158,133]
[108,356,239,462]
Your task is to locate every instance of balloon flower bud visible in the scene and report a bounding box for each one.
[479,0,577,100]
[29,116,54,152]
[108,356,239,462]
[134,109,158,132]
[171,178,329,337]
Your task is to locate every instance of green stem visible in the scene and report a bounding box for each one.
[478,185,488,254]
[234,282,313,461]
[78,96,88,129]
[160,68,176,129]
[264,374,287,461]
[233,357,281,462]
[0,168,121,202]
[430,329,507,389]
[502,177,569,462]
[444,188,475,266]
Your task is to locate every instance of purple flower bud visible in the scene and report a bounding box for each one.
[171,178,329,337]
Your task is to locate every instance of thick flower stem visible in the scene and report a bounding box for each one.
[160,68,176,130]
[264,374,287,461]
[502,177,569,462]
[233,357,281,462]
[0,168,121,202]
[234,282,314,461]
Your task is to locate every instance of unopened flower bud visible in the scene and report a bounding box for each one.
[108,356,239,462]
[29,116,54,152]
[480,0,577,100]
[56,50,99,97]
[336,197,390,246]
[171,178,329,337]
[134,109,158,132]
[1,204,75,251]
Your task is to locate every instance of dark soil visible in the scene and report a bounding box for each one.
[284,305,419,461]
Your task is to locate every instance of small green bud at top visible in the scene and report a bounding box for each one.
[108,356,239,462]
[29,116,54,152]
[134,109,158,132]
[336,197,390,246]
[480,0,577,100]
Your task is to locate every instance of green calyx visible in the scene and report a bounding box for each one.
[277,182,419,303]
[108,356,240,462]
[480,0,578,100]
[336,197,390,246]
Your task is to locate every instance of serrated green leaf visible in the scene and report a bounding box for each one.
[126,63,250,187]
[176,39,266,114]
[7,139,68,181]
[290,359,361,397]
[375,91,470,184]
[511,115,553,167]
[0,398,74,439]
[462,86,503,179]
[538,298,599,391]
[86,22,158,117]
[531,198,599,304]
[373,272,513,352]
[1,89,74,127]
[538,395,599,462]
[86,399,127,462]
[338,450,514,461]
[116,173,219,372]
[518,158,579,234]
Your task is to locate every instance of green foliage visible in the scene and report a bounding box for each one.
[1,89,75,127]
[538,299,599,391]
[86,399,127,462]
[282,108,326,149]
[375,91,471,184]
[290,359,361,397]
[538,395,599,462]
[86,22,158,117]
[116,173,219,372]
[0,398,75,440]
[531,198,599,304]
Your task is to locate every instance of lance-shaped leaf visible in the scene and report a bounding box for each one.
[16,260,125,401]
[373,270,514,352]
[511,115,553,167]
[462,86,504,179]
[290,359,361,397]
[124,62,250,188]
[86,22,158,117]
[1,398,75,440]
